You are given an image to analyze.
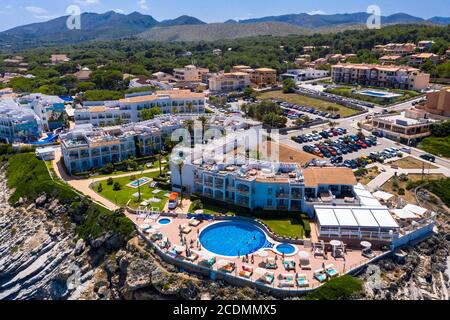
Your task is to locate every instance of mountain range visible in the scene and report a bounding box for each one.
[0,11,448,48]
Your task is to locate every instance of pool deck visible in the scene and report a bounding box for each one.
[128,214,381,292]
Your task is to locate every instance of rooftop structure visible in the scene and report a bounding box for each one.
[208,72,251,92]
[416,87,450,117]
[281,69,329,82]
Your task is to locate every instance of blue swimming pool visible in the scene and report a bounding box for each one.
[275,243,296,255]
[158,218,172,225]
[199,221,270,257]
[129,177,151,188]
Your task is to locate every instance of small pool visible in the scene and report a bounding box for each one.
[275,243,297,256]
[358,90,402,99]
[158,218,172,225]
[199,221,270,257]
[128,177,151,188]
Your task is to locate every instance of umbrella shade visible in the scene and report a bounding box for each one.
[361,241,372,249]
[298,251,310,258]
[330,240,342,246]
[257,250,269,258]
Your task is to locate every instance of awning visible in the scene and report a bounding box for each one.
[373,191,395,202]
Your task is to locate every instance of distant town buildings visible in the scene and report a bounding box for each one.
[409,53,440,66]
[331,63,430,91]
[212,48,222,56]
[372,43,417,56]
[50,54,70,64]
[417,40,434,51]
[173,65,209,82]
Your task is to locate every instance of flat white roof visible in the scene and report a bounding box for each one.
[334,209,359,227]
[373,191,395,201]
[316,208,339,227]
[403,204,428,216]
[371,209,399,228]
[352,209,380,227]
[315,206,399,229]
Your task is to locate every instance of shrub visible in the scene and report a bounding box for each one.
[191,200,203,211]
[398,188,405,195]
[113,182,121,191]
[305,276,363,300]
[399,174,409,182]
[106,177,114,185]
[100,163,114,174]
[97,183,103,193]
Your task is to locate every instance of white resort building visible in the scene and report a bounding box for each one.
[74,90,206,127]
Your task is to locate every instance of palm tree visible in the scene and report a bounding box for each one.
[187,102,194,114]
[176,159,185,202]
[198,115,208,143]
[184,119,195,147]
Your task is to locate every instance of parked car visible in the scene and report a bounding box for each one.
[420,154,436,163]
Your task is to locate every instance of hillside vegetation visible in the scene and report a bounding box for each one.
[5,153,134,241]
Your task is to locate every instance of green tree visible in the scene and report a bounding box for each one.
[113,182,121,191]
[282,78,296,93]
[141,107,161,120]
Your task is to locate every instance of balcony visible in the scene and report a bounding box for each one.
[291,193,302,200]
[204,181,214,187]
[276,192,289,199]
[237,189,250,196]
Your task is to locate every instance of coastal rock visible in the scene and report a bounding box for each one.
[74,239,86,256]
[35,194,47,206]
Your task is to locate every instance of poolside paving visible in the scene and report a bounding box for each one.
[129,214,380,290]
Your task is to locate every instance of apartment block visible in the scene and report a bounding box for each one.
[416,87,450,117]
[281,69,329,82]
[74,90,206,127]
[372,43,417,56]
[173,65,209,82]
[331,63,430,91]
[208,72,251,92]
[409,53,440,66]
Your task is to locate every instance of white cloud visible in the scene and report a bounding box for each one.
[25,6,48,15]
[75,0,100,5]
[137,0,149,11]
[308,10,326,15]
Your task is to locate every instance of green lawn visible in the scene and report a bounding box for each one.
[91,171,170,210]
[258,90,360,118]
[259,218,306,239]
[188,201,238,216]
[325,86,421,106]
[419,136,450,158]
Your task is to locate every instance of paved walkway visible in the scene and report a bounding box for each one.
[51,149,161,211]
[366,156,450,192]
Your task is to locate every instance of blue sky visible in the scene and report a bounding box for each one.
[0,0,449,31]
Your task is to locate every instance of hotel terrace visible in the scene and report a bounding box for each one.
[74,90,206,127]
[331,63,430,91]
[61,114,260,174]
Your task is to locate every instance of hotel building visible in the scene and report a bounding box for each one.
[331,63,430,91]
[61,114,259,174]
[170,129,359,216]
[74,90,206,127]
[208,72,251,92]
[0,97,42,143]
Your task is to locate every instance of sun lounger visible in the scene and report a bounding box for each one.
[265,257,278,269]
[189,218,202,227]
[184,252,199,262]
[258,272,275,284]
[150,232,163,241]
[314,268,327,283]
[296,274,310,288]
[239,265,253,278]
[199,256,216,268]
[278,274,296,288]
[180,224,192,234]
[218,260,236,273]
[283,259,295,271]
[300,258,312,270]
[325,264,339,278]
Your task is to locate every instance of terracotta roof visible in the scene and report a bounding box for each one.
[303,167,357,187]
[89,106,106,113]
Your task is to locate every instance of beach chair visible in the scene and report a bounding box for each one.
[258,272,275,285]
[278,274,295,288]
[219,261,236,273]
[199,256,216,268]
[283,259,296,271]
[296,274,310,288]
[325,264,339,278]
[265,257,278,269]
[314,268,327,283]
[362,248,375,259]
[189,218,202,227]
[300,258,312,270]
[181,224,192,234]
[239,265,253,278]
[184,252,199,262]
[150,232,163,241]
[313,244,325,257]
